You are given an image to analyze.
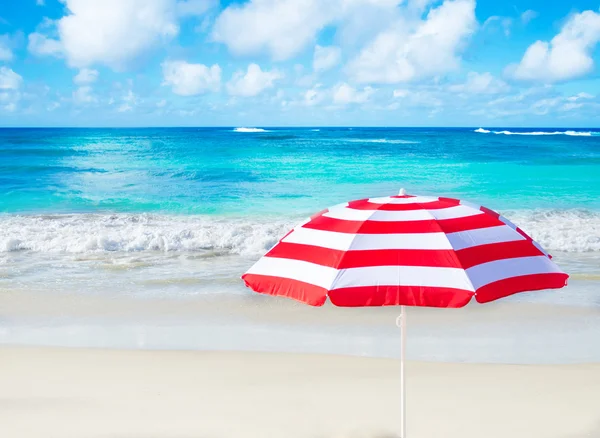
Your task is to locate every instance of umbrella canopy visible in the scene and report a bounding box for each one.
[242,192,568,307]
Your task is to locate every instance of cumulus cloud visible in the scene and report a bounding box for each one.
[28,0,212,70]
[313,45,342,72]
[449,72,508,94]
[227,63,283,97]
[0,67,23,90]
[508,10,600,82]
[212,0,404,61]
[347,0,477,84]
[212,0,337,61]
[332,82,374,104]
[161,60,221,96]
[28,31,63,57]
[74,68,99,84]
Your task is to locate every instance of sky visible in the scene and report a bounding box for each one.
[0,0,600,127]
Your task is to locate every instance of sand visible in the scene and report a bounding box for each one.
[1,347,599,438]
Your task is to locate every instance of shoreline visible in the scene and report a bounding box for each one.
[2,290,600,364]
[2,346,599,438]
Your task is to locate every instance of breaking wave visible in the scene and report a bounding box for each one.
[1,210,600,255]
[0,214,298,256]
[474,129,598,137]
[233,127,269,133]
[503,209,600,253]
[345,138,420,144]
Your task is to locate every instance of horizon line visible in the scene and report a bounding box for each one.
[1,126,599,130]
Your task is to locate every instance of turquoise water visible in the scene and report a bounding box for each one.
[1,127,599,306]
[2,127,600,215]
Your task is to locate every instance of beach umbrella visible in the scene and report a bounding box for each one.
[242,189,568,437]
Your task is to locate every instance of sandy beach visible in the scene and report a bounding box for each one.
[1,347,599,438]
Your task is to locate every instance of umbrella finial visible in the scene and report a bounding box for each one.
[399,188,407,196]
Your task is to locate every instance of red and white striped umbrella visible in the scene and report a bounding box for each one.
[241,190,568,437]
[242,191,568,307]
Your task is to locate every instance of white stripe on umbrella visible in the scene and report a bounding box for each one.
[242,190,569,438]
[243,192,568,308]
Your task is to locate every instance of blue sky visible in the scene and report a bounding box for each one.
[0,0,599,127]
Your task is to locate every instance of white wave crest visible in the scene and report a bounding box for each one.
[345,138,420,144]
[1,210,599,255]
[233,127,269,133]
[504,209,600,253]
[0,214,298,256]
[475,129,597,137]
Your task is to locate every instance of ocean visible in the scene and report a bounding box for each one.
[1,127,600,362]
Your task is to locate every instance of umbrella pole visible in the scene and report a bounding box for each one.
[399,305,406,437]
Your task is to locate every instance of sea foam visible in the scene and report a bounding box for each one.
[1,210,599,255]
[345,138,420,144]
[233,127,269,133]
[0,214,297,256]
[474,129,597,136]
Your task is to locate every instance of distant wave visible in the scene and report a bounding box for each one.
[345,138,420,144]
[233,127,269,133]
[474,128,598,137]
[2,209,599,255]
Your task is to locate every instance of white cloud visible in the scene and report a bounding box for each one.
[508,10,600,82]
[1,100,17,112]
[313,45,342,72]
[212,0,402,61]
[303,85,324,106]
[156,99,167,107]
[566,92,594,101]
[28,32,63,57]
[117,90,137,112]
[561,102,583,111]
[332,82,374,104]
[0,35,13,61]
[27,0,212,70]
[347,0,477,83]
[482,16,512,37]
[36,0,45,5]
[72,86,96,104]
[393,89,409,98]
[0,46,11,62]
[0,67,23,90]
[161,60,221,96]
[213,0,336,61]
[74,68,99,84]
[449,72,508,94]
[521,10,538,25]
[227,63,283,97]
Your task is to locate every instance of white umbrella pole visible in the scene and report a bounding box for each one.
[399,305,407,437]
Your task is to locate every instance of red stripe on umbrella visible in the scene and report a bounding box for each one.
[241,190,568,437]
